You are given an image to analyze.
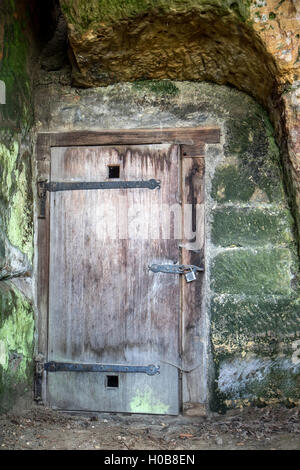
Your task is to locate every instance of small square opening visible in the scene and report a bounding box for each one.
[108,165,120,179]
[106,375,119,388]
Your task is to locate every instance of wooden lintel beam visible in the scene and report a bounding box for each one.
[36,127,220,149]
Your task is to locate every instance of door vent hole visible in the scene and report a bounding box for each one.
[106,375,119,388]
[108,165,120,179]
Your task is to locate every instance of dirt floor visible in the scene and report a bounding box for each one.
[0,404,299,450]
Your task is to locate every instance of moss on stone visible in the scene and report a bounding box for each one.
[211,248,294,296]
[60,0,252,31]
[224,111,271,157]
[211,295,300,358]
[211,161,284,204]
[212,109,285,203]
[133,80,179,96]
[211,163,257,202]
[211,207,295,247]
[7,152,33,261]
[0,281,34,412]
[224,99,280,173]
[0,131,33,262]
[0,133,19,205]
[0,2,32,129]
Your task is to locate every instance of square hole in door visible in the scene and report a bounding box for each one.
[108,165,120,179]
[106,375,119,388]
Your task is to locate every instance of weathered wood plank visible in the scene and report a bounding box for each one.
[36,160,50,180]
[43,127,220,148]
[36,134,51,161]
[36,136,51,359]
[181,143,205,157]
[181,157,205,412]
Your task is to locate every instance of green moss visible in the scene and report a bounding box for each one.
[211,160,284,203]
[216,113,285,202]
[0,236,5,263]
[224,109,273,158]
[60,0,252,31]
[211,208,295,247]
[211,248,294,296]
[0,282,34,370]
[211,163,256,202]
[133,79,179,96]
[0,1,32,129]
[0,131,33,262]
[211,296,300,358]
[0,135,19,204]
[0,281,34,412]
[7,155,33,261]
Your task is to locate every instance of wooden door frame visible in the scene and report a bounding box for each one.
[35,126,220,408]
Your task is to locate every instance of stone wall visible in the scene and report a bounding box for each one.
[34,80,300,410]
[0,0,35,412]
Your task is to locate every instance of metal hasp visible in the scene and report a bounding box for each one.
[38,179,161,218]
[34,359,44,402]
[149,264,204,275]
[44,361,160,376]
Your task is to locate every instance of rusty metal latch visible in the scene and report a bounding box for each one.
[149,263,204,283]
[34,356,45,402]
[38,179,161,218]
[43,361,160,376]
[149,264,204,275]
[149,263,203,274]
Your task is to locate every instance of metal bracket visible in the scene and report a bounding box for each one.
[34,357,45,402]
[149,264,204,275]
[44,361,160,376]
[37,181,48,219]
[38,179,161,218]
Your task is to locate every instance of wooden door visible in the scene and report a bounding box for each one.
[47,144,181,414]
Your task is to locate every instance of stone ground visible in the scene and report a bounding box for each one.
[0,405,299,450]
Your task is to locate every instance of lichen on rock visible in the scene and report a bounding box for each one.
[0,131,33,271]
[0,281,34,412]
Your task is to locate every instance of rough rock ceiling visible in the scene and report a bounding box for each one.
[58,0,279,107]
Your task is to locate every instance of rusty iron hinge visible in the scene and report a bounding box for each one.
[42,361,160,376]
[37,179,161,218]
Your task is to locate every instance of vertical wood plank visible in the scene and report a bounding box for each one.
[181,157,205,413]
[36,135,51,358]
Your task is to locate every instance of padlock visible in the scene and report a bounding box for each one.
[185,267,197,283]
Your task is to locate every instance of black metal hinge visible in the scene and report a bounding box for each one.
[38,179,161,218]
[43,361,160,376]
